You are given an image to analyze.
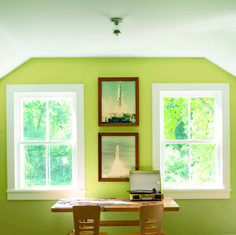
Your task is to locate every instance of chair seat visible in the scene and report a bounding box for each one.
[122,232,167,235]
[67,230,107,235]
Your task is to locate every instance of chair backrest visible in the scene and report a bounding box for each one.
[72,205,101,235]
[139,204,164,235]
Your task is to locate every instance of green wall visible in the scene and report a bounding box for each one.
[0,58,235,235]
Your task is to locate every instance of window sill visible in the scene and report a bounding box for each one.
[163,188,231,199]
[7,189,86,200]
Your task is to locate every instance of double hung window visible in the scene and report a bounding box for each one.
[7,85,85,200]
[152,84,230,199]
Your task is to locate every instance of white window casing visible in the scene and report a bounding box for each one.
[152,83,231,199]
[7,85,85,200]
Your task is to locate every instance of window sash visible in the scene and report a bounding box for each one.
[18,143,75,189]
[17,95,75,142]
[160,95,218,142]
[160,142,219,189]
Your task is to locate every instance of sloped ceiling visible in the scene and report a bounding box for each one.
[0,0,236,78]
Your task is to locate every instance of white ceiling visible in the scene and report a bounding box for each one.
[0,0,236,78]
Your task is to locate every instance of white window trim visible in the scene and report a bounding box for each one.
[152,83,231,199]
[7,84,85,200]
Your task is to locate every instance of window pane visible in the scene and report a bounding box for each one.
[164,144,189,187]
[23,145,46,187]
[23,100,46,141]
[191,98,215,140]
[191,144,216,186]
[164,98,188,140]
[50,144,72,186]
[49,100,72,140]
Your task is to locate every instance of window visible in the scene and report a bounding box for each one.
[152,84,231,199]
[7,85,85,200]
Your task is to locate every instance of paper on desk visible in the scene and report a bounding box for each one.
[55,199,136,207]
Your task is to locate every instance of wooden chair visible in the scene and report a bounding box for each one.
[122,204,166,235]
[67,205,107,235]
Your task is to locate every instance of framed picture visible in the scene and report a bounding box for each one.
[98,77,139,126]
[98,133,139,182]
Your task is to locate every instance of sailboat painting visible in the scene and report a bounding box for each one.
[98,133,139,182]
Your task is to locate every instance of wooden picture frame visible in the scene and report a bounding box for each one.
[98,133,139,182]
[98,77,139,126]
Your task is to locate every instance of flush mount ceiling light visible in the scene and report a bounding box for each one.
[110,17,123,36]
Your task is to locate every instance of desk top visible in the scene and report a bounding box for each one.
[51,197,179,212]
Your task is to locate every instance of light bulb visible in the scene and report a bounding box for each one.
[113,29,121,36]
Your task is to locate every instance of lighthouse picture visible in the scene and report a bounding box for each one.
[98,133,139,181]
[99,77,139,126]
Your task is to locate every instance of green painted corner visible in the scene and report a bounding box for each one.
[0,58,235,235]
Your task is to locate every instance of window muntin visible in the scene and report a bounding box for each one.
[16,94,76,190]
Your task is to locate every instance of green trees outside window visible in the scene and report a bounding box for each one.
[22,99,73,187]
[163,97,216,187]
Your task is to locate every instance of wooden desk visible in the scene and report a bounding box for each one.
[51,197,179,227]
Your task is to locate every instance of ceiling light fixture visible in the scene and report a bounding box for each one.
[110,17,123,36]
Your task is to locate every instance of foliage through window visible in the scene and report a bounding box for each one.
[7,85,85,199]
[22,98,73,188]
[162,96,216,188]
[152,84,230,198]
